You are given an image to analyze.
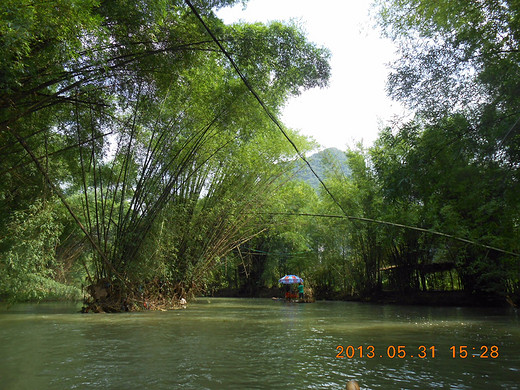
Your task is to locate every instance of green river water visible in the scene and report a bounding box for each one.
[0,298,519,389]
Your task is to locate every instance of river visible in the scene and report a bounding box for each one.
[0,298,518,389]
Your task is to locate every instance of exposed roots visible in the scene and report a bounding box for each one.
[81,279,193,313]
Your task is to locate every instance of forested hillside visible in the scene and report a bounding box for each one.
[293,147,350,190]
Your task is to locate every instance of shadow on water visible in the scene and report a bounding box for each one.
[0,298,519,389]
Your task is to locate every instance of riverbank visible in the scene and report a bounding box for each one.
[2,287,515,309]
[363,290,517,307]
[210,287,517,307]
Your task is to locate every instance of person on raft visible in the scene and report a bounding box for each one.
[298,282,304,301]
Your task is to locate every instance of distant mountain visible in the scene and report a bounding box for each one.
[293,147,350,190]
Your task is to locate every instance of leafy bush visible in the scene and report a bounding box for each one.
[0,199,81,301]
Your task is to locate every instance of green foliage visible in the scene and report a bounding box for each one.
[7,0,516,307]
[0,198,81,301]
[223,21,330,101]
[369,0,520,301]
[0,0,101,94]
[0,0,331,307]
[208,0,520,304]
[375,0,520,119]
[371,115,520,297]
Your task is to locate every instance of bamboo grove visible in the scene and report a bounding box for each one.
[0,0,329,310]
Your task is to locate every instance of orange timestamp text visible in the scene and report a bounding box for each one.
[449,345,499,358]
[335,345,499,359]
[336,345,435,359]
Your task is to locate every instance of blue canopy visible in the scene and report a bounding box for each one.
[278,275,303,284]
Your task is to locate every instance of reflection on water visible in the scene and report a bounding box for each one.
[0,299,519,389]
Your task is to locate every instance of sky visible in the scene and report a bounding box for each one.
[217,0,406,150]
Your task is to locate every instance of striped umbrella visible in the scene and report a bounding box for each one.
[278,275,304,284]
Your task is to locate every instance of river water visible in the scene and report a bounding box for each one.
[0,298,518,389]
